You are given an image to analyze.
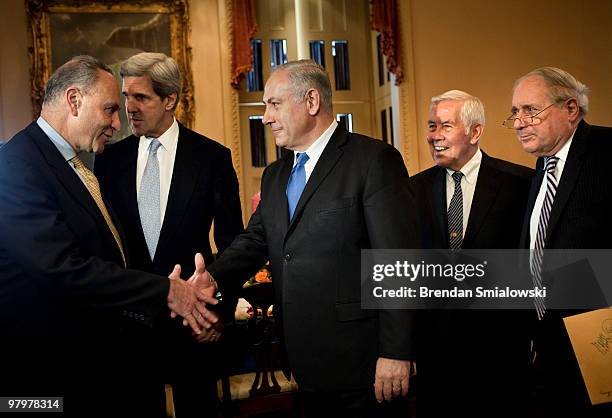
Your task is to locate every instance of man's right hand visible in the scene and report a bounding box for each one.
[187,253,218,294]
[167,263,219,335]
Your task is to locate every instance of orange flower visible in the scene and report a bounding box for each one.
[255,269,272,283]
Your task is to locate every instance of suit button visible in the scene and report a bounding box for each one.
[284,253,291,261]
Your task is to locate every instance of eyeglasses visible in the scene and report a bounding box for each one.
[501,103,556,129]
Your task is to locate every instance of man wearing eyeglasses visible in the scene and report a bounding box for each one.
[509,67,612,417]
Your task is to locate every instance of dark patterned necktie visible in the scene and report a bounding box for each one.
[448,171,464,249]
[531,156,559,320]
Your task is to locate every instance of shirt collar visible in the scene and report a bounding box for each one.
[140,117,179,155]
[293,120,338,164]
[36,116,76,162]
[551,128,575,165]
[446,148,482,185]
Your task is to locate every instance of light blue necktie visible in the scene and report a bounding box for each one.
[286,152,309,220]
[139,139,162,259]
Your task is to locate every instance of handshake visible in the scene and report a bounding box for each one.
[166,253,223,342]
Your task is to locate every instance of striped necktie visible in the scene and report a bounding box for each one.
[71,156,126,267]
[531,156,559,320]
[448,171,464,250]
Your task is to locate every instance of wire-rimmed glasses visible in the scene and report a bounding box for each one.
[501,103,556,129]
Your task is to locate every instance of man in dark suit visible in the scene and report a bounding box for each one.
[409,90,533,417]
[193,60,416,417]
[0,56,217,416]
[95,52,243,418]
[509,67,612,417]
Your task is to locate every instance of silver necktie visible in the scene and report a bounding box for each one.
[139,139,163,260]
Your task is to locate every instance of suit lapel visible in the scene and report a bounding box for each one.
[520,159,544,248]
[285,125,347,240]
[111,137,143,242]
[276,154,293,237]
[545,120,589,244]
[432,167,449,247]
[155,127,200,259]
[463,153,498,248]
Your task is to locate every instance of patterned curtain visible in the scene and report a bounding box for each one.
[370,0,404,85]
[231,0,259,87]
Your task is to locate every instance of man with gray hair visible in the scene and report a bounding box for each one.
[510,67,612,417]
[95,52,243,417]
[192,59,417,417]
[0,55,217,415]
[409,89,533,416]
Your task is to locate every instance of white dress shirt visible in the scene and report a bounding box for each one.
[292,121,338,181]
[136,118,179,225]
[529,131,575,249]
[446,148,482,237]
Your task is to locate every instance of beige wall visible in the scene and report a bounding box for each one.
[408,0,612,171]
[190,0,231,147]
[0,0,31,140]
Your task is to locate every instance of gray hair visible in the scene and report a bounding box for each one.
[430,90,485,133]
[42,55,113,107]
[272,60,333,114]
[514,67,589,116]
[120,52,182,109]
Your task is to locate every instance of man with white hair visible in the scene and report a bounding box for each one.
[510,67,612,417]
[409,90,533,416]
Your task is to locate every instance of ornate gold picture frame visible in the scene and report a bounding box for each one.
[25,0,195,136]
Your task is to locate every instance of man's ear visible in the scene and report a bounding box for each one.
[164,92,178,111]
[305,89,321,116]
[469,124,483,145]
[66,87,81,116]
[566,98,580,122]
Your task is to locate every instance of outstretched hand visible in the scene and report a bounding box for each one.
[188,252,218,293]
[166,253,219,334]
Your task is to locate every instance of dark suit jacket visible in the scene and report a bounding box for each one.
[94,123,242,408]
[94,124,243,383]
[0,122,169,336]
[208,125,417,392]
[520,120,612,416]
[409,151,533,416]
[0,122,170,406]
[410,151,533,249]
[95,123,243,284]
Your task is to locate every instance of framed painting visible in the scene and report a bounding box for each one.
[26,0,195,140]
